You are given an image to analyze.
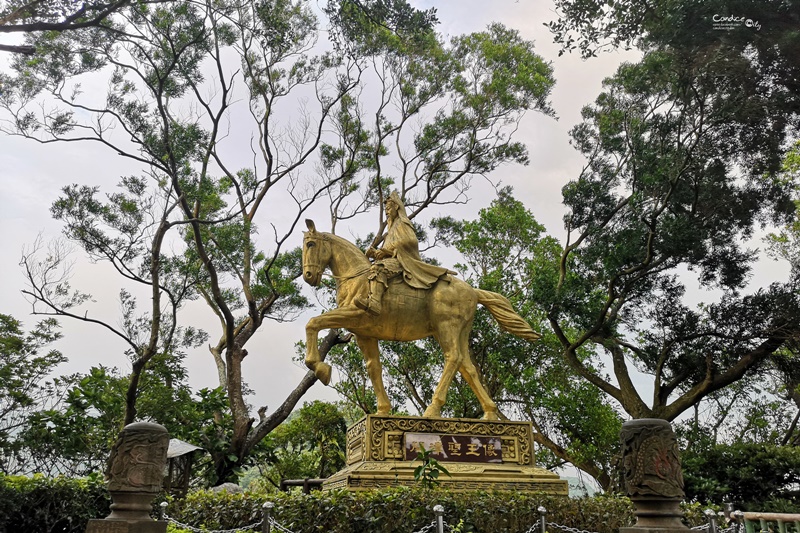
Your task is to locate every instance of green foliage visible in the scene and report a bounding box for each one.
[255,401,347,490]
[682,443,800,511]
[167,487,635,533]
[767,141,800,272]
[17,364,229,481]
[325,0,439,55]
[539,0,800,432]
[0,314,67,474]
[19,366,125,475]
[0,476,722,532]
[412,444,451,488]
[674,360,800,450]
[0,473,110,533]
[0,0,132,56]
[548,0,800,74]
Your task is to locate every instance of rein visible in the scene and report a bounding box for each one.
[329,266,371,283]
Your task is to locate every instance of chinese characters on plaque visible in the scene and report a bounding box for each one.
[403,433,503,463]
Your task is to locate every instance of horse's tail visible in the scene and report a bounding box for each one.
[475,289,541,342]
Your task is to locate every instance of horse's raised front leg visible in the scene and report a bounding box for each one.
[305,307,363,386]
[355,336,391,415]
[305,316,332,385]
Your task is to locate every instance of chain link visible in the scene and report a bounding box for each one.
[164,515,263,533]
[165,511,459,533]
[269,517,300,533]
[546,521,604,533]
[166,509,748,533]
[412,521,439,533]
[411,522,457,533]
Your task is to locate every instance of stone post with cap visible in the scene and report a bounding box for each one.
[86,421,170,533]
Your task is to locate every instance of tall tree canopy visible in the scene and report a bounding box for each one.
[0,0,133,54]
[1,0,554,483]
[537,0,800,424]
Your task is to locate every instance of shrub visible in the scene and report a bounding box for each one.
[682,443,800,511]
[165,487,636,533]
[0,475,722,533]
[0,473,110,533]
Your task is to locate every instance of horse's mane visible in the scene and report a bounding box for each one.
[320,231,370,264]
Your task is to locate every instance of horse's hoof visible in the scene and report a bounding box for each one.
[376,407,391,415]
[482,410,501,421]
[315,362,332,386]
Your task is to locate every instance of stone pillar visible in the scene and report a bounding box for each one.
[86,421,169,533]
[619,418,689,533]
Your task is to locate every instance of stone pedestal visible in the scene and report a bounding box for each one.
[85,422,170,533]
[323,414,567,493]
[619,419,689,533]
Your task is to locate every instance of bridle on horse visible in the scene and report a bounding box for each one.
[304,233,370,283]
[303,234,327,282]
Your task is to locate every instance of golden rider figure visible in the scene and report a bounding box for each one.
[355,191,454,316]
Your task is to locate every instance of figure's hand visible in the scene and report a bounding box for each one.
[366,247,378,260]
[374,248,392,260]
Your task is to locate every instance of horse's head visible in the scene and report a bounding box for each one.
[302,219,329,286]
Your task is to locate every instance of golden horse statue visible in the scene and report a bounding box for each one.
[301,219,541,420]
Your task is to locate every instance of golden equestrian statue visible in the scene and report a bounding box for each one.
[302,192,540,420]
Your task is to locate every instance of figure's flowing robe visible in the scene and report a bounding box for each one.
[378,216,454,289]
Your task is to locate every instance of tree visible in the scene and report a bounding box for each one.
[0,313,66,474]
[21,178,207,428]
[533,35,800,426]
[255,400,346,490]
[2,0,554,483]
[548,0,800,76]
[432,189,621,489]
[0,0,135,54]
[18,359,229,480]
[531,0,800,434]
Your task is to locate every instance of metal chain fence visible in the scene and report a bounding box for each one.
[160,501,271,533]
[159,501,746,533]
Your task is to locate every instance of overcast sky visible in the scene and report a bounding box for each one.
[0,1,645,415]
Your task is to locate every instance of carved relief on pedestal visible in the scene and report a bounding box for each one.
[325,414,567,494]
[384,432,404,460]
[346,418,367,465]
[620,418,684,500]
[87,421,170,531]
[106,422,170,494]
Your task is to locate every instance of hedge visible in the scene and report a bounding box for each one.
[165,488,637,533]
[0,475,720,533]
[0,473,110,533]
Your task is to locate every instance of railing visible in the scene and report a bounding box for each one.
[738,512,800,533]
